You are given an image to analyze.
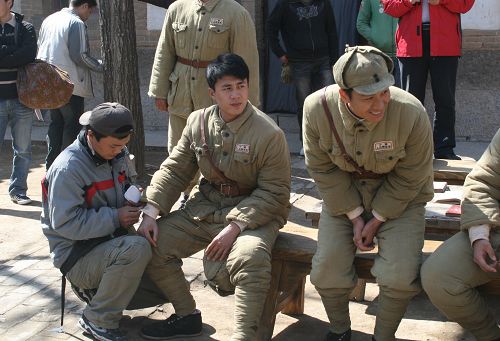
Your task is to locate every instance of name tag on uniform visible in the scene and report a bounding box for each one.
[235,144,250,154]
[373,141,394,152]
[210,18,224,26]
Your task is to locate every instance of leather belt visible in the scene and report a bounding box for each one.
[351,171,385,180]
[177,56,212,68]
[209,181,254,197]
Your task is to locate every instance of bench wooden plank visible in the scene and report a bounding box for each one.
[433,159,476,185]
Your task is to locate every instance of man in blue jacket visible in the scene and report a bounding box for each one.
[0,0,37,205]
[267,0,338,155]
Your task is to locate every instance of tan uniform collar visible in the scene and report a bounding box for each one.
[338,100,379,132]
[196,0,221,12]
[214,102,254,134]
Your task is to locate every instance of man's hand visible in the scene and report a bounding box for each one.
[279,55,289,64]
[117,205,142,228]
[360,217,384,250]
[155,98,168,112]
[473,239,498,273]
[137,214,159,247]
[352,216,369,251]
[428,0,440,5]
[205,222,241,261]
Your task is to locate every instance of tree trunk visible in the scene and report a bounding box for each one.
[98,0,145,178]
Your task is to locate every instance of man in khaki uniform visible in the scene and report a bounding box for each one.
[302,46,434,341]
[138,53,290,340]
[422,129,500,341]
[149,0,260,155]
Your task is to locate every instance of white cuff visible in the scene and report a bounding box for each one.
[232,220,247,232]
[372,210,387,222]
[468,224,491,245]
[141,203,160,220]
[346,206,364,220]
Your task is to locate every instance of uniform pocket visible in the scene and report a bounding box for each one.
[208,24,230,49]
[167,72,179,106]
[233,152,255,165]
[172,22,188,49]
[374,148,406,174]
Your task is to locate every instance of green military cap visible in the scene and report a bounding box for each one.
[333,45,395,95]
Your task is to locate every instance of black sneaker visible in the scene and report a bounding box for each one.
[10,194,32,205]
[78,314,127,341]
[140,309,202,340]
[434,152,461,160]
[326,329,351,341]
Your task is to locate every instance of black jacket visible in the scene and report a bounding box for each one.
[0,12,37,99]
[267,0,338,63]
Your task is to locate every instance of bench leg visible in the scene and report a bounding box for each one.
[257,259,283,341]
[281,276,306,315]
[349,279,367,302]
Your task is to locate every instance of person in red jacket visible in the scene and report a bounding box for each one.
[382,0,474,160]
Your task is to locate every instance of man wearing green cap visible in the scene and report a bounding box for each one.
[302,46,434,340]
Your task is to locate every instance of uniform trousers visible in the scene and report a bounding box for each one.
[422,230,500,341]
[145,209,280,341]
[66,235,168,329]
[311,204,425,340]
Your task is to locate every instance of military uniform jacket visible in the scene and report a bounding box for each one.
[303,85,434,220]
[461,128,500,231]
[149,0,260,118]
[146,103,291,229]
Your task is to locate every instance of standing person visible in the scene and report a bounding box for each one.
[41,102,167,341]
[138,53,290,341]
[382,0,475,160]
[37,0,103,169]
[149,0,260,206]
[356,0,400,87]
[422,128,500,341]
[267,0,338,156]
[303,46,434,341]
[0,0,37,205]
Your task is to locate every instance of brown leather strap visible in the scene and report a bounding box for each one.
[177,56,212,68]
[200,109,248,196]
[321,87,384,180]
[209,182,253,197]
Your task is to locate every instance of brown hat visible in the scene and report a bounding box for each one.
[79,102,134,137]
[333,46,394,95]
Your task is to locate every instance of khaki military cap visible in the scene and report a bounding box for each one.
[333,45,395,95]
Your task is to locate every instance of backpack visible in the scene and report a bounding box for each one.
[17,60,74,109]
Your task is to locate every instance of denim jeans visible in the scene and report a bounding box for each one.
[290,56,334,140]
[46,95,84,169]
[0,98,33,196]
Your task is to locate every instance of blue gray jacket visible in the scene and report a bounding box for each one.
[41,132,136,269]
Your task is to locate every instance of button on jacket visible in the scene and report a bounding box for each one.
[149,0,260,118]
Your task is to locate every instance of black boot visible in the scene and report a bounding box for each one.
[325,329,351,341]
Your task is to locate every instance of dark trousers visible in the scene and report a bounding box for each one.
[46,95,84,169]
[399,29,458,156]
[290,56,334,141]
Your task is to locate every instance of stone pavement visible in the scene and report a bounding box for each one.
[0,133,498,340]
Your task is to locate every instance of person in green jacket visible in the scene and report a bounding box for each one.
[356,0,400,87]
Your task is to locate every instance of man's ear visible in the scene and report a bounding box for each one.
[208,88,215,100]
[338,88,350,104]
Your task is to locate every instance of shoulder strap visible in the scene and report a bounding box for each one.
[321,87,380,178]
[200,109,236,185]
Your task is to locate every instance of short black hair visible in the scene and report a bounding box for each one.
[206,53,249,90]
[344,88,353,99]
[70,0,97,7]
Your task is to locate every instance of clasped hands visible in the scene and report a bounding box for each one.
[351,215,384,251]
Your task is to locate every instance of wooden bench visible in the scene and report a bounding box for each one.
[257,223,500,340]
[432,158,476,185]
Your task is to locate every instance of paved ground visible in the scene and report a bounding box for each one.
[0,126,498,340]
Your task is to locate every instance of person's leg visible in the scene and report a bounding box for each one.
[66,235,152,329]
[310,211,357,335]
[422,231,500,341]
[371,204,425,341]
[392,57,401,89]
[226,220,281,341]
[0,99,9,152]
[8,100,33,198]
[60,95,84,150]
[46,108,64,169]
[429,56,459,157]
[399,56,428,104]
[290,61,313,142]
[145,210,212,316]
[126,273,169,310]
